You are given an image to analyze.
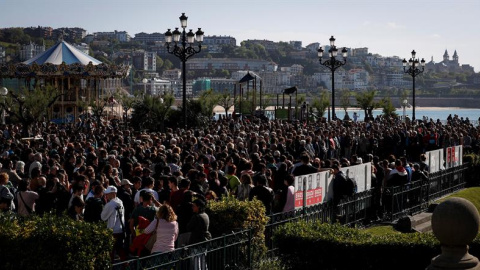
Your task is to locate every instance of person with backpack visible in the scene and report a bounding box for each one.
[16,179,39,217]
[101,186,126,261]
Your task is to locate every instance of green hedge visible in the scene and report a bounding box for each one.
[207,197,269,261]
[464,154,480,187]
[0,213,113,270]
[274,221,480,270]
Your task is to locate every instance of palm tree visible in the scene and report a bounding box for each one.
[355,90,377,121]
[310,90,330,120]
[339,88,351,120]
[217,89,237,119]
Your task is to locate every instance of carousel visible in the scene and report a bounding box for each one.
[0,39,129,123]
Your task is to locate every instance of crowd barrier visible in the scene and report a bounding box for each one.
[113,163,469,269]
[113,228,252,270]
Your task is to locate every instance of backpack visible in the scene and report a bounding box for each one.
[344,176,357,197]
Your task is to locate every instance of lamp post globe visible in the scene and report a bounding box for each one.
[0,87,7,96]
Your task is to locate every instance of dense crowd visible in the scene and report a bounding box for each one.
[0,113,477,261]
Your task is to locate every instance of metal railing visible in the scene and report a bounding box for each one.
[264,163,469,257]
[113,228,253,270]
[113,163,469,268]
[383,163,469,221]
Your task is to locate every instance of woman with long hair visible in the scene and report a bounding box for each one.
[143,204,179,253]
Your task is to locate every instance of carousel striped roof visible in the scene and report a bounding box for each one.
[23,40,102,66]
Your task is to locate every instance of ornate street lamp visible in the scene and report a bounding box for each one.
[165,13,204,128]
[0,87,8,125]
[402,50,425,121]
[318,36,348,121]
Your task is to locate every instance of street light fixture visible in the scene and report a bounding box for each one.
[402,50,425,121]
[318,36,348,121]
[165,13,204,129]
[0,87,8,125]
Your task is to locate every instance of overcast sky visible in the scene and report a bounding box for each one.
[1,0,479,71]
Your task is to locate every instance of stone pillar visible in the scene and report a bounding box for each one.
[427,197,480,270]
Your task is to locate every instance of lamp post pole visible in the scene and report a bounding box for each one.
[318,36,348,122]
[165,13,204,129]
[402,50,425,122]
[0,87,8,125]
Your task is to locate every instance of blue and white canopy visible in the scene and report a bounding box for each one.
[23,41,102,65]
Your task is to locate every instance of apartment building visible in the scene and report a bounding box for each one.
[134,32,165,44]
[20,42,45,61]
[94,30,130,42]
[132,51,156,71]
[186,58,277,73]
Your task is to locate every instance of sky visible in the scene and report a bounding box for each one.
[1,0,479,72]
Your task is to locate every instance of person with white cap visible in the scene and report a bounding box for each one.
[101,186,126,261]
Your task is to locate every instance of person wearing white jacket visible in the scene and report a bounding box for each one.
[101,186,126,261]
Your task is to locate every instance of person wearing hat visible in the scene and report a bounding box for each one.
[101,186,126,261]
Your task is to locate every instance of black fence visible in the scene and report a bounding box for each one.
[264,163,469,257]
[113,228,253,270]
[383,163,469,221]
[113,163,469,268]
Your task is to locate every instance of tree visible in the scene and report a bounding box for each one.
[339,88,351,120]
[217,89,236,118]
[379,97,397,118]
[355,90,377,121]
[79,96,109,133]
[163,59,174,71]
[310,90,330,119]
[132,94,174,131]
[117,91,141,129]
[198,89,222,119]
[1,85,62,137]
[155,56,164,72]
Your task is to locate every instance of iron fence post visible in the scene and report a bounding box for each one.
[223,234,226,269]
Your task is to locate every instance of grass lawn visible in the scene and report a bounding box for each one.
[362,225,400,236]
[437,187,480,213]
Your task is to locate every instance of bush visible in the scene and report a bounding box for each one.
[0,213,113,270]
[207,197,269,262]
[464,153,480,187]
[274,221,480,270]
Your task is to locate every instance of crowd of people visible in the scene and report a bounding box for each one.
[0,112,477,261]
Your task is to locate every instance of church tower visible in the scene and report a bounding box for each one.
[453,50,459,64]
[443,49,449,62]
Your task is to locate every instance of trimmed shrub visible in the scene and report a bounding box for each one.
[0,213,113,270]
[274,221,480,270]
[464,154,480,187]
[207,197,269,261]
